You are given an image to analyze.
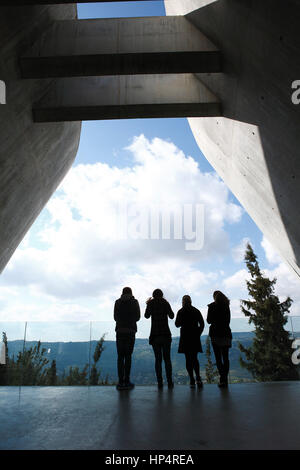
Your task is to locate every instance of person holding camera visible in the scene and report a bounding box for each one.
[145,289,174,389]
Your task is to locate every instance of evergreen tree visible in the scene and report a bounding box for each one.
[90,364,99,386]
[238,243,299,381]
[64,365,89,385]
[46,359,57,386]
[89,335,105,385]
[205,336,218,384]
[16,341,49,385]
[1,339,50,385]
[0,332,9,385]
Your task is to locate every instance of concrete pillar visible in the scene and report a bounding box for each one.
[165,0,300,278]
[0,5,81,273]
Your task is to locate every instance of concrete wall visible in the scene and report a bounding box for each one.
[0,5,81,272]
[1,1,300,281]
[165,0,300,278]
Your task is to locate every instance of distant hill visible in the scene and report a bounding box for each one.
[6,332,262,384]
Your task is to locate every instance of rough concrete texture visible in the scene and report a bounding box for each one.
[1,0,300,283]
[165,0,208,16]
[7,0,145,4]
[165,0,300,278]
[0,5,81,273]
[33,73,221,122]
[0,383,300,450]
[20,16,221,78]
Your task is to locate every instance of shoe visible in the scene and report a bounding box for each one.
[116,383,125,391]
[218,382,228,388]
[124,382,135,390]
[218,377,228,388]
[167,381,174,389]
[157,382,163,389]
[190,380,196,389]
[196,379,203,389]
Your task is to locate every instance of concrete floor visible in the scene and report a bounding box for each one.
[0,382,299,450]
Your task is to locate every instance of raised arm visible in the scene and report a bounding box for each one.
[175,310,182,328]
[206,304,213,325]
[144,302,151,319]
[167,302,175,319]
[198,310,205,335]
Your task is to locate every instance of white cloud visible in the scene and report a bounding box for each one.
[261,236,283,265]
[222,236,300,321]
[0,135,243,324]
[223,269,250,291]
[262,263,300,315]
[232,237,251,263]
[260,236,300,315]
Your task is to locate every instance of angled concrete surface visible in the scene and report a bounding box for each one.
[165,0,300,278]
[165,0,205,16]
[20,16,221,78]
[0,5,81,274]
[1,0,300,287]
[32,74,221,122]
[0,382,300,450]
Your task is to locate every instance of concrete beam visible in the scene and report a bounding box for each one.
[32,74,221,122]
[20,16,221,78]
[164,0,300,278]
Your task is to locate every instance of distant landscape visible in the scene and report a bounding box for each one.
[5,332,266,384]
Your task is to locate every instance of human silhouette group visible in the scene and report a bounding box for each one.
[113,287,232,391]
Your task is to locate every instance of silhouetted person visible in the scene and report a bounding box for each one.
[145,289,174,389]
[114,287,140,390]
[207,290,232,388]
[175,295,205,388]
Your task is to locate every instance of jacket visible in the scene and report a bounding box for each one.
[207,301,232,339]
[114,294,140,334]
[175,305,204,353]
[144,297,174,344]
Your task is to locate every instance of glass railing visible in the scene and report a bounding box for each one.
[1,317,299,386]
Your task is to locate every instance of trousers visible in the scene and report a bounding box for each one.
[116,332,135,384]
[212,342,230,379]
[184,351,200,382]
[151,336,172,384]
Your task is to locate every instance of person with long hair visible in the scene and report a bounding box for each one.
[145,289,174,389]
[207,290,232,388]
[175,295,205,388]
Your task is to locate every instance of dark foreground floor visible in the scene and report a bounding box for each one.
[0,382,299,450]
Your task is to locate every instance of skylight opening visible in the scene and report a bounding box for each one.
[77,1,166,20]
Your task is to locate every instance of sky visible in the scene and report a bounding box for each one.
[1,1,300,342]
